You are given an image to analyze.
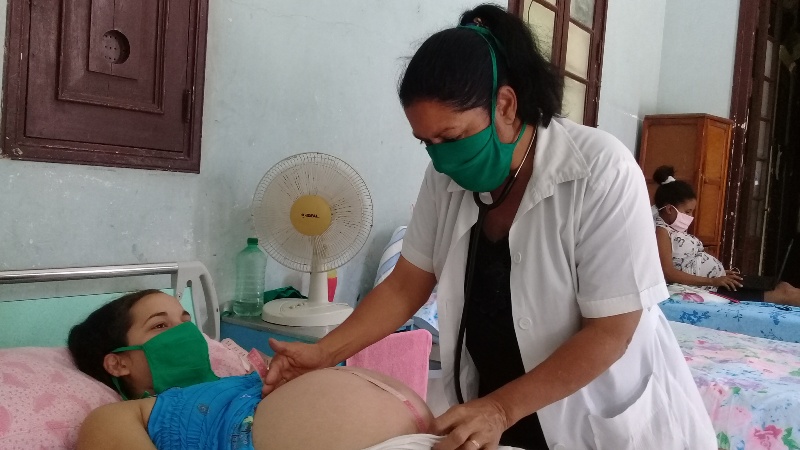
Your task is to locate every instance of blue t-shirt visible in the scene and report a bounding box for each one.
[147,372,262,450]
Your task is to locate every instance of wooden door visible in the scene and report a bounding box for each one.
[727,0,784,273]
[763,2,800,284]
[512,0,608,126]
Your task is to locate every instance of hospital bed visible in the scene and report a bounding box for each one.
[670,321,800,449]
[0,261,221,346]
[660,290,800,343]
[0,261,441,450]
[0,261,224,448]
[3,262,800,450]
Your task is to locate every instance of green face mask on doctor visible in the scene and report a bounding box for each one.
[425,25,527,193]
[111,321,219,400]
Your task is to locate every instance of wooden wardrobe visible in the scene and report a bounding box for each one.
[638,114,734,258]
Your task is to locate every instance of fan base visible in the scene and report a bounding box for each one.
[261,298,353,327]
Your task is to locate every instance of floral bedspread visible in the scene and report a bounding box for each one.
[671,321,800,450]
[661,296,800,343]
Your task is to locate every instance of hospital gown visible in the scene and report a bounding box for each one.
[654,214,725,291]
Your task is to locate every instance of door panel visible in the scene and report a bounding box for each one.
[704,125,729,180]
[731,0,781,274]
[26,0,187,153]
[696,183,722,243]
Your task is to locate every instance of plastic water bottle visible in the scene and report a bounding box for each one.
[232,238,268,317]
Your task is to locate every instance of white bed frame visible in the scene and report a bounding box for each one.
[0,261,221,340]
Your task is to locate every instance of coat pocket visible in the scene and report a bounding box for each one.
[588,374,684,450]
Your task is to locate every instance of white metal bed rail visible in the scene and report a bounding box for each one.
[0,261,221,340]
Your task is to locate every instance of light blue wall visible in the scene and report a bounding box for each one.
[656,0,740,117]
[596,0,668,152]
[0,1,483,306]
[0,0,743,307]
[597,0,740,152]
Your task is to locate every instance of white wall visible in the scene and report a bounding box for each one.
[656,0,740,117]
[0,0,744,306]
[597,0,668,153]
[0,1,483,305]
[597,0,740,153]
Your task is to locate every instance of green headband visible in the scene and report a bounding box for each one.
[457,23,506,57]
[457,23,501,115]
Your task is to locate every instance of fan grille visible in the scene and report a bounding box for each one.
[252,153,373,272]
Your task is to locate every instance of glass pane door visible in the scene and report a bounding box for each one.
[565,22,590,79]
[562,77,586,123]
[570,0,594,27]
[523,1,556,61]
[517,0,606,126]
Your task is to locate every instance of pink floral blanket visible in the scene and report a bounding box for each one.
[671,322,800,450]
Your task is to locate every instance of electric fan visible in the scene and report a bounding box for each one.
[252,153,373,326]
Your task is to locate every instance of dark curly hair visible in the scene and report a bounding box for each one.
[67,289,161,392]
[398,4,562,127]
[653,166,696,208]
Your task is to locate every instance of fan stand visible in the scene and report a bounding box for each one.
[262,251,354,327]
[253,155,371,328]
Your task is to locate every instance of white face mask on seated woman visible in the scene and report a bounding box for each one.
[659,204,694,232]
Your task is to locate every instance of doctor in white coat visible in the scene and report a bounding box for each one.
[264,4,717,449]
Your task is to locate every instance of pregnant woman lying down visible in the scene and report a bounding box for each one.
[67,290,437,450]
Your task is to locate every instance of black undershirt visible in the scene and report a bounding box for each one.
[464,232,548,449]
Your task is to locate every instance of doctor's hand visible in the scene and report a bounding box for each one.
[431,397,510,450]
[260,338,331,397]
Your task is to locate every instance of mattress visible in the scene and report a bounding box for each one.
[661,296,800,343]
[671,321,800,449]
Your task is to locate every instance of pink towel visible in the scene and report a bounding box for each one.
[346,329,432,400]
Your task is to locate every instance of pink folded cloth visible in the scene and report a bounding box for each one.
[247,348,270,378]
[346,329,432,400]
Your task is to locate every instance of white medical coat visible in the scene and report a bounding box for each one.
[401,118,716,449]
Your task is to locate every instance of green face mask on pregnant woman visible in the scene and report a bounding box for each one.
[111,322,219,399]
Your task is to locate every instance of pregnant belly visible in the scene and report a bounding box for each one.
[252,367,433,450]
[689,252,725,278]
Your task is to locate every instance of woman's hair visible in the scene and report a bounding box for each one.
[398,4,562,127]
[67,289,162,390]
[653,166,696,208]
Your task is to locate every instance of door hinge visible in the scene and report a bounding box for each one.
[183,89,192,123]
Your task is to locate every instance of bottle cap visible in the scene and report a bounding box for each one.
[247,237,258,245]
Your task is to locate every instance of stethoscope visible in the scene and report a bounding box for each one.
[454,127,537,404]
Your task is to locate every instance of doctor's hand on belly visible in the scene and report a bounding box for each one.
[431,396,509,450]
[261,338,333,396]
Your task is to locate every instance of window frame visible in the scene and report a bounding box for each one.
[509,0,608,126]
[1,0,210,173]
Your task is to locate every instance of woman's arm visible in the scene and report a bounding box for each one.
[263,257,437,393]
[496,310,640,422]
[433,310,642,449]
[77,401,155,450]
[655,227,725,287]
[318,256,437,364]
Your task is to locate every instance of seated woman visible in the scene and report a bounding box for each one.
[68,289,434,450]
[652,166,800,306]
